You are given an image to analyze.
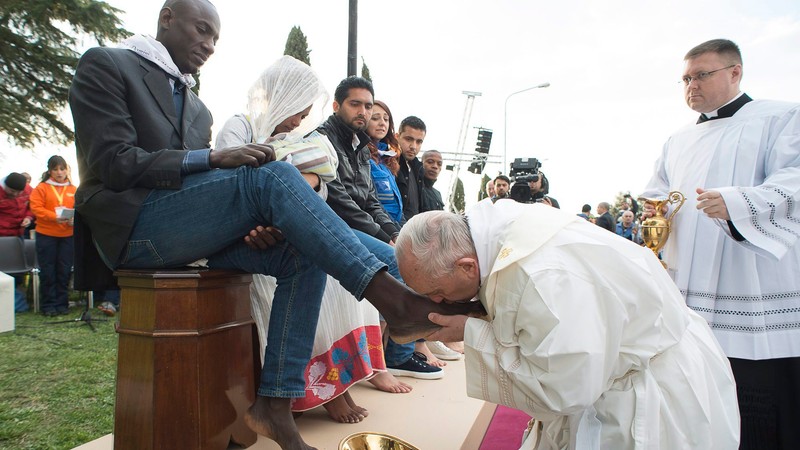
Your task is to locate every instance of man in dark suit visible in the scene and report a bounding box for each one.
[595,202,616,232]
[69,1,482,448]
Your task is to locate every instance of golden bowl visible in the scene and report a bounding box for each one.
[338,431,420,450]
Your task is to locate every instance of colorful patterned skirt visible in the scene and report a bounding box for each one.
[249,274,386,411]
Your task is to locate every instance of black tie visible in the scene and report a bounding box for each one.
[172,81,185,122]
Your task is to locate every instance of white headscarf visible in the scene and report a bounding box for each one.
[246,56,328,142]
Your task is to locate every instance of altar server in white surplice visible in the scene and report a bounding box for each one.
[640,38,800,449]
[394,201,739,450]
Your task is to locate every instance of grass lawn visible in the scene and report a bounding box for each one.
[0,304,117,450]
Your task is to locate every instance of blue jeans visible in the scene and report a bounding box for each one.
[93,289,120,307]
[117,162,387,397]
[36,234,73,313]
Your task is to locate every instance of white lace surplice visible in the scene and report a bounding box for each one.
[641,100,800,360]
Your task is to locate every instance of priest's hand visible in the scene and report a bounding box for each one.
[426,313,467,342]
[244,225,284,250]
[696,188,730,220]
[641,201,668,219]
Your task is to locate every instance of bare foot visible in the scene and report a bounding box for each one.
[363,272,487,344]
[445,341,465,354]
[368,371,413,393]
[245,396,316,450]
[322,394,365,423]
[343,391,369,417]
[416,341,446,367]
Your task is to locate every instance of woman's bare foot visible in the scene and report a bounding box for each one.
[322,394,365,423]
[415,341,446,367]
[445,341,465,354]
[343,391,369,417]
[368,371,413,393]
[245,396,316,450]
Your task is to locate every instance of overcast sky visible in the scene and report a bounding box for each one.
[2,0,799,213]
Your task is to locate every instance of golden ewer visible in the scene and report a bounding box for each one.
[637,191,686,268]
[339,432,420,450]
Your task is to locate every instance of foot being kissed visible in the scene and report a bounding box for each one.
[362,272,487,344]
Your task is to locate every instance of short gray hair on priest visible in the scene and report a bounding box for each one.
[395,211,476,279]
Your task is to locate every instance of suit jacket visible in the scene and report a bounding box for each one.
[69,47,213,289]
[595,211,615,232]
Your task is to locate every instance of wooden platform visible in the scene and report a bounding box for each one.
[74,358,494,450]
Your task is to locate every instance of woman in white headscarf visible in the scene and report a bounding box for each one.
[216,56,385,424]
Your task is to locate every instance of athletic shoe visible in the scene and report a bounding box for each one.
[386,352,444,380]
[98,301,117,317]
[426,340,463,361]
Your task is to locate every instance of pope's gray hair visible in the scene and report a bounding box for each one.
[395,211,476,279]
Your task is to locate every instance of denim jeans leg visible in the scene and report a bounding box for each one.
[119,163,385,397]
[352,230,415,366]
[120,163,385,297]
[207,240,326,397]
[36,234,57,313]
[384,338,416,366]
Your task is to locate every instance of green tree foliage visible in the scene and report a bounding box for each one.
[0,0,129,148]
[283,26,311,65]
[449,177,466,214]
[478,174,490,201]
[360,56,371,82]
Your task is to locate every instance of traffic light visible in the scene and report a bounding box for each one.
[475,129,493,154]
[468,155,487,174]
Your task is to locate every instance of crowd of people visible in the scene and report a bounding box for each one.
[2,0,798,449]
[2,160,120,317]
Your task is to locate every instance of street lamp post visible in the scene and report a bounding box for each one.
[503,82,550,172]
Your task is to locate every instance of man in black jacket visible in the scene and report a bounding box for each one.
[420,150,445,212]
[395,116,426,221]
[317,77,400,244]
[317,79,442,379]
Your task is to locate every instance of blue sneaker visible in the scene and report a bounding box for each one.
[387,352,444,380]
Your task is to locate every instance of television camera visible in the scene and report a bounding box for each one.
[508,157,542,204]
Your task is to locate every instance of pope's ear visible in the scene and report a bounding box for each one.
[455,257,479,278]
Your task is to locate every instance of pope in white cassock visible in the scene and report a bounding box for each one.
[640,39,800,448]
[395,201,739,449]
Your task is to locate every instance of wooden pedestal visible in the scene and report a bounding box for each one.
[113,269,257,450]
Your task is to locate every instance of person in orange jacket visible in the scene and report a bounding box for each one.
[30,155,76,316]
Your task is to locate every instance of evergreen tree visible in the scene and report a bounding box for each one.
[478,174,491,201]
[360,57,371,82]
[283,26,311,65]
[0,0,129,148]
[450,177,466,214]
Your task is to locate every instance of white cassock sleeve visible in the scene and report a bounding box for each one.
[640,139,671,200]
[464,260,654,420]
[716,110,800,260]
